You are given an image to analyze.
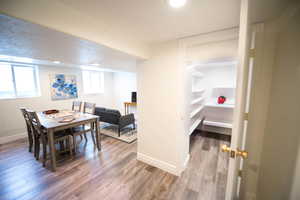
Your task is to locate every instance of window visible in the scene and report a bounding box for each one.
[82,70,104,94]
[0,63,40,99]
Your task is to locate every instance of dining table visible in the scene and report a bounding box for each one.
[38,110,101,171]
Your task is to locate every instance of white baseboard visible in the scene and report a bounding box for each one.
[0,132,27,144]
[137,152,182,176]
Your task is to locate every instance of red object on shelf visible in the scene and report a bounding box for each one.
[218,96,226,104]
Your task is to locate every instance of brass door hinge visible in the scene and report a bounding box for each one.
[249,49,255,57]
[238,169,243,178]
[244,113,249,121]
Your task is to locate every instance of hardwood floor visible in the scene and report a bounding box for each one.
[0,131,230,200]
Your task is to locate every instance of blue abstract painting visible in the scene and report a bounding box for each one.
[50,74,78,100]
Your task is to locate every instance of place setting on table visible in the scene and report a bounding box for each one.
[21,102,101,172]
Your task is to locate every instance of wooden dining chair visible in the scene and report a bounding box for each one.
[72,101,82,112]
[20,108,34,153]
[83,102,96,114]
[71,102,96,152]
[27,110,73,167]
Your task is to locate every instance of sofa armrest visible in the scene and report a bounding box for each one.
[119,114,135,129]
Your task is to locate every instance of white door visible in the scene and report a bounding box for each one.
[225,0,254,199]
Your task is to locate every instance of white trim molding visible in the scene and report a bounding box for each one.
[0,132,27,144]
[183,153,190,169]
[137,152,182,176]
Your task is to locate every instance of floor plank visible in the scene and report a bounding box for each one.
[0,131,230,200]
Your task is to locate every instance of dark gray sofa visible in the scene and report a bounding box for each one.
[95,107,135,137]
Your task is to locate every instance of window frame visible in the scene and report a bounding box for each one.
[0,62,40,100]
[81,69,105,95]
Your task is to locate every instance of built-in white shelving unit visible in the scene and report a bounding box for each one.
[205,102,234,108]
[192,89,205,93]
[203,120,232,129]
[191,97,204,105]
[189,66,206,135]
[190,105,204,118]
[189,118,202,135]
[188,59,237,135]
[192,72,204,78]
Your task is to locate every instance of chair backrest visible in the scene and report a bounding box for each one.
[72,101,82,112]
[26,110,43,136]
[83,102,96,114]
[20,107,32,133]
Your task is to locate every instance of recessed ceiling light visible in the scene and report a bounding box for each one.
[168,0,187,8]
[90,63,100,66]
[53,61,61,64]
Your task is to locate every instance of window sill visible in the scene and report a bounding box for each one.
[0,95,41,100]
[83,92,104,95]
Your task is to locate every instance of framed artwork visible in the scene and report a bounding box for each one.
[50,74,78,100]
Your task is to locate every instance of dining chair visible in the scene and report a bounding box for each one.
[72,101,82,112]
[27,110,73,167]
[71,102,96,152]
[20,108,34,153]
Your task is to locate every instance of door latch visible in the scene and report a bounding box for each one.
[221,145,248,159]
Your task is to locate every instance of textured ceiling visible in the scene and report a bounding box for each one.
[0,14,137,71]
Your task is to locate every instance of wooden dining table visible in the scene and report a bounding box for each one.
[38,110,101,171]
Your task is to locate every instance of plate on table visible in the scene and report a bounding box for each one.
[58,116,75,123]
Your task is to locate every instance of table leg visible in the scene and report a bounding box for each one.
[95,118,101,151]
[48,129,57,171]
[124,103,127,115]
[90,122,96,145]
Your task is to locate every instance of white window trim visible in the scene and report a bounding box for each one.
[82,69,104,95]
[0,63,41,100]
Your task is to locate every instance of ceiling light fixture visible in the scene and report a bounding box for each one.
[90,63,100,66]
[168,0,187,8]
[53,61,61,64]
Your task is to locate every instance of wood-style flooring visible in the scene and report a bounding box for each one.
[0,131,230,200]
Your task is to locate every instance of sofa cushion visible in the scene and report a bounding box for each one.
[95,107,106,112]
[105,108,121,117]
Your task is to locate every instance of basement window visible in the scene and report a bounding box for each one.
[82,70,104,94]
[0,63,40,99]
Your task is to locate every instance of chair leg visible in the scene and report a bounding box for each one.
[91,131,96,145]
[133,123,136,130]
[80,135,83,140]
[42,140,47,167]
[84,133,88,141]
[28,128,33,153]
[118,127,121,137]
[59,141,65,151]
[36,139,40,160]
[68,136,73,157]
[73,135,77,154]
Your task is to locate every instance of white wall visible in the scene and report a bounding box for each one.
[113,72,137,115]
[257,8,300,200]
[187,39,238,62]
[0,65,115,141]
[137,41,189,175]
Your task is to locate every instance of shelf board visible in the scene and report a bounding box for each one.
[191,97,204,105]
[203,120,232,129]
[192,72,204,78]
[190,105,204,118]
[192,89,205,93]
[189,118,201,135]
[205,102,234,109]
